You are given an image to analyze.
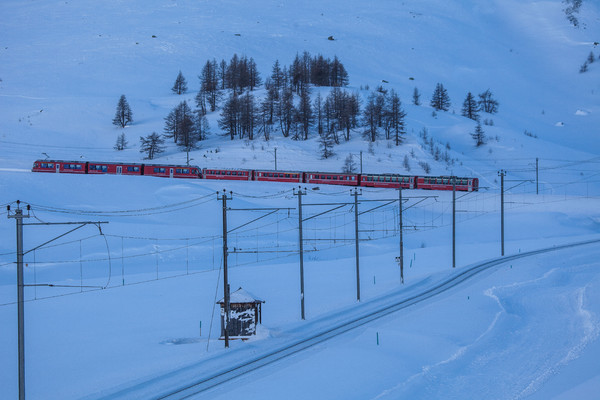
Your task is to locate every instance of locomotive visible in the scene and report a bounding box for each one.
[32,160,479,191]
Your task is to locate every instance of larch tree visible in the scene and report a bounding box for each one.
[471,122,486,146]
[200,59,221,112]
[412,87,421,106]
[430,83,451,112]
[113,132,128,151]
[319,129,335,159]
[171,71,188,95]
[112,95,133,128]
[478,89,499,114]
[139,132,165,160]
[461,92,479,121]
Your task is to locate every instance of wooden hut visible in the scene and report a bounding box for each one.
[217,287,264,339]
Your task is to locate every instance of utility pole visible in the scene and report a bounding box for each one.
[293,187,306,319]
[398,187,404,284]
[274,147,278,171]
[7,201,107,400]
[217,190,233,348]
[352,188,362,301]
[536,157,539,195]
[8,201,29,400]
[498,170,506,256]
[359,151,363,174]
[452,176,456,268]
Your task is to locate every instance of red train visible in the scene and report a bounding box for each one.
[32,160,479,191]
[32,160,200,178]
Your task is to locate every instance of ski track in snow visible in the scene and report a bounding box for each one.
[517,283,600,399]
[369,265,600,400]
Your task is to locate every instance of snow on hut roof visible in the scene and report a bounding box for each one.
[217,287,264,304]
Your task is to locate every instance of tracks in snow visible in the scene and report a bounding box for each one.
[99,238,600,400]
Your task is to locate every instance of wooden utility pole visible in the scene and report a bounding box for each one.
[498,170,506,256]
[398,187,404,283]
[352,188,362,301]
[294,187,307,319]
[452,176,456,268]
[217,190,233,347]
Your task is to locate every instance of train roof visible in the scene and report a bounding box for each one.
[253,169,303,173]
[361,172,414,177]
[305,171,359,175]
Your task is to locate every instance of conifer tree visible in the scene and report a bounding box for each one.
[112,95,133,128]
[171,71,188,95]
[471,122,486,146]
[430,83,450,111]
[139,132,165,160]
[587,51,595,64]
[342,154,357,173]
[461,92,479,120]
[412,87,421,106]
[319,130,335,159]
[113,132,128,151]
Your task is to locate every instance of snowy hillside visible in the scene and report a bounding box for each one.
[1,0,600,399]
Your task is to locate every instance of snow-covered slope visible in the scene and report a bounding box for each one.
[1,0,600,399]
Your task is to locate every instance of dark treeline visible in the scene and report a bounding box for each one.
[133,52,501,159]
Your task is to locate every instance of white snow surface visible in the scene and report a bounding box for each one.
[1,0,600,399]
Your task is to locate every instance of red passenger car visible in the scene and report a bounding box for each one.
[143,164,200,178]
[202,168,252,180]
[32,160,86,174]
[88,162,143,175]
[416,176,478,192]
[360,174,416,189]
[254,170,303,183]
[305,172,359,186]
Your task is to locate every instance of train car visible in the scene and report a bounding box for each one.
[360,174,416,189]
[305,172,359,186]
[143,164,200,178]
[416,176,479,192]
[202,168,252,181]
[88,162,143,176]
[32,160,86,174]
[253,170,304,183]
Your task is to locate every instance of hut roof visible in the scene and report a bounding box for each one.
[217,287,264,304]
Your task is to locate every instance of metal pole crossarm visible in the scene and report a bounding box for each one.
[23,221,110,226]
[302,202,354,206]
[227,207,294,211]
[227,209,279,234]
[23,222,109,256]
[302,204,348,223]
[358,200,397,216]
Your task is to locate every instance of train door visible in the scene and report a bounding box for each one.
[56,163,60,173]
[170,168,174,178]
[116,166,122,175]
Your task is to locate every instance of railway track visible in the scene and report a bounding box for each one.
[97,238,600,400]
